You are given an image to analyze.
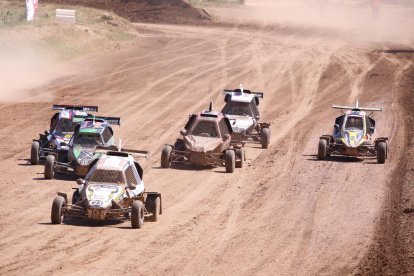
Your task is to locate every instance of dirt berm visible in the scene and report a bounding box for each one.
[43,0,210,24]
[355,63,414,275]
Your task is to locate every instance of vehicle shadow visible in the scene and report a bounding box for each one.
[246,144,265,149]
[379,49,414,54]
[62,217,124,227]
[37,220,122,227]
[18,163,33,166]
[33,172,46,180]
[152,163,214,172]
[303,154,365,163]
[32,172,78,181]
[39,218,155,229]
[54,173,79,181]
[17,158,36,166]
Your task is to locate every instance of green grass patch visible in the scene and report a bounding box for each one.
[0,6,26,26]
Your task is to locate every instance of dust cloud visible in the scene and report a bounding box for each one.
[222,0,414,44]
[0,43,59,102]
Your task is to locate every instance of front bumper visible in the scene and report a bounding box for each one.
[170,149,224,167]
[329,144,376,157]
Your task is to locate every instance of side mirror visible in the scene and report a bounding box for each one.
[369,126,375,132]
[334,124,339,131]
[180,129,187,136]
[76,178,85,185]
[224,134,231,141]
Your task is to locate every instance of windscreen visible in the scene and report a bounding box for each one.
[88,169,125,184]
[222,101,253,116]
[191,121,219,137]
[74,133,103,146]
[345,116,364,130]
[54,118,77,135]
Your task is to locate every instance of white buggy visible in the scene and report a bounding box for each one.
[51,149,161,229]
[221,85,271,148]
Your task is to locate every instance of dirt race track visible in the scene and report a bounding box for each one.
[1,1,414,275]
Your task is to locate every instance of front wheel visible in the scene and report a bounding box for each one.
[131,200,144,229]
[44,155,55,179]
[51,196,65,224]
[377,142,387,164]
[317,139,327,160]
[260,128,270,149]
[30,141,40,165]
[161,145,172,168]
[225,150,235,173]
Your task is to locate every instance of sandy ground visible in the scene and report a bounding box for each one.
[0,1,414,275]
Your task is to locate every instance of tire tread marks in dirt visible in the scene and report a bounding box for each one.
[355,63,414,275]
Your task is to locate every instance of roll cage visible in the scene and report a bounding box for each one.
[184,113,233,138]
[334,113,376,135]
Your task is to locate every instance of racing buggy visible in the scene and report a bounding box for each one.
[44,116,121,179]
[161,103,244,173]
[30,105,98,165]
[317,101,389,163]
[221,85,271,148]
[51,149,161,229]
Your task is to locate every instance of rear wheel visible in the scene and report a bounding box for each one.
[260,128,270,149]
[51,196,65,224]
[225,150,235,173]
[377,142,387,164]
[161,145,172,168]
[317,139,327,160]
[131,200,144,229]
[235,148,244,168]
[30,141,40,165]
[44,155,55,179]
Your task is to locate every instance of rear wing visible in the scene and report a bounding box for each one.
[332,100,382,112]
[332,105,382,112]
[52,104,99,112]
[332,105,382,111]
[84,116,121,126]
[96,146,148,158]
[223,89,264,98]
